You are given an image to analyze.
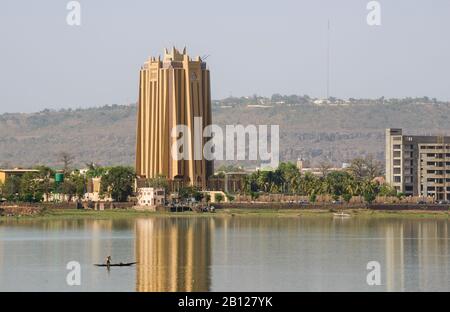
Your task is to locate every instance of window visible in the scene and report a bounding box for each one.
[393,145,401,150]
[393,151,401,157]
[394,176,401,183]
[393,159,401,166]
[393,168,401,174]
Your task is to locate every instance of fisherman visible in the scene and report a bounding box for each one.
[105,256,112,266]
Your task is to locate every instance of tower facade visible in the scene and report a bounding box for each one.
[136,47,213,189]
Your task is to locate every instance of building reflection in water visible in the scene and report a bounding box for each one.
[384,219,449,291]
[416,220,449,291]
[89,219,113,265]
[384,222,405,291]
[135,218,212,292]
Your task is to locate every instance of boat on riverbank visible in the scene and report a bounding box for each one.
[333,212,351,218]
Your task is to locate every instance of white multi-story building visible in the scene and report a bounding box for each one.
[137,187,165,207]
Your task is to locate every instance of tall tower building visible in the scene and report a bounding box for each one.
[136,47,213,189]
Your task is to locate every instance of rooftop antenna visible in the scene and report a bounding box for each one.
[202,54,210,61]
[326,19,331,99]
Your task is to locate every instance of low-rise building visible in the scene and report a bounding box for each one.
[137,187,165,207]
[0,168,39,184]
[296,159,348,176]
[84,177,112,202]
[203,191,229,203]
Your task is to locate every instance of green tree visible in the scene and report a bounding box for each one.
[378,184,397,197]
[70,172,86,198]
[300,172,321,197]
[20,172,43,203]
[349,155,382,182]
[59,179,77,202]
[56,172,86,202]
[100,166,135,202]
[147,174,169,193]
[277,162,301,194]
[178,186,203,202]
[35,166,55,200]
[324,171,353,199]
[215,193,224,203]
[225,192,235,202]
[0,175,21,201]
[249,191,259,201]
[342,193,352,203]
[86,163,108,178]
[244,173,259,194]
[362,182,378,204]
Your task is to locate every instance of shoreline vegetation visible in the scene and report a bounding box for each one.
[1,207,448,222]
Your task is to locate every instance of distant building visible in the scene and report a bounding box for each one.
[296,159,348,176]
[386,128,450,200]
[202,191,229,203]
[84,177,112,202]
[137,187,165,207]
[135,47,213,190]
[0,168,39,184]
[208,172,248,193]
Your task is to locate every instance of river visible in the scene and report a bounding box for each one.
[0,215,448,291]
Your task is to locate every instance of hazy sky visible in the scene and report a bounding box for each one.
[1,0,449,113]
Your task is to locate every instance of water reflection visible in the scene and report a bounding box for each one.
[135,218,212,292]
[0,216,448,291]
[208,216,449,291]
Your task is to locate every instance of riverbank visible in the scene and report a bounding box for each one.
[0,207,448,222]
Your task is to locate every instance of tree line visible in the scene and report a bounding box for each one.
[243,156,399,204]
[0,164,135,203]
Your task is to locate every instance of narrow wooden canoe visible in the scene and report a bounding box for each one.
[94,262,137,267]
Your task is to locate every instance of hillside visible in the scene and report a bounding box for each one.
[1,96,450,169]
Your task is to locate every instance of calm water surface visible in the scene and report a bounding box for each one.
[0,216,448,291]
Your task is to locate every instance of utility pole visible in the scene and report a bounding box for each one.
[326,19,330,100]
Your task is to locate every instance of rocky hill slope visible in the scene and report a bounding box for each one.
[1,97,449,169]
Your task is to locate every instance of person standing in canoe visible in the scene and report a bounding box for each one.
[105,256,112,266]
